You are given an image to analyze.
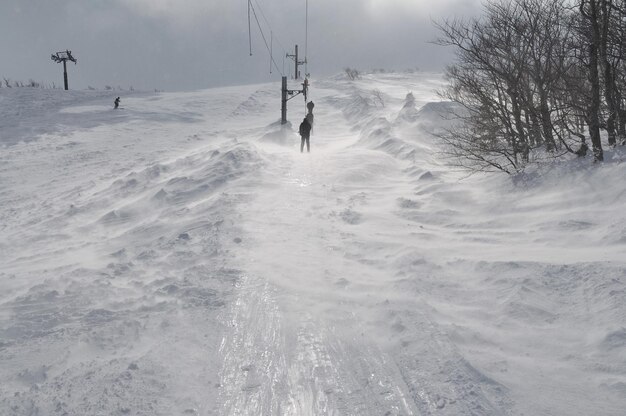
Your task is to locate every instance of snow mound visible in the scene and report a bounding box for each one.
[601,328,626,351]
[354,115,428,161]
[342,93,375,124]
[259,121,296,146]
[415,101,465,133]
[395,92,419,123]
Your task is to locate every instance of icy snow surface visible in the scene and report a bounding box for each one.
[1,73,625,415]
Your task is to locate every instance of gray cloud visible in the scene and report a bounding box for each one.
[0,0,479,91]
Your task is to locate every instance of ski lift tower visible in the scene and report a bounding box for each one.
[286,44,306,80]
[281,76,309,125]
[51,50,77,90]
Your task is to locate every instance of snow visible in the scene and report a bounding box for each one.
[1,72,625,415]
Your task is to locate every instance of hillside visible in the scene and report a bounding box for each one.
[1,73,625,415]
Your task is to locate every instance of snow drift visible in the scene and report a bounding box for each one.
[1,73,625,415]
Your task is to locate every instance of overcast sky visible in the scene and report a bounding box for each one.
[0,0,479,91]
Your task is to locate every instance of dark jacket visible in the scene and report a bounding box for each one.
[299,119,311,137]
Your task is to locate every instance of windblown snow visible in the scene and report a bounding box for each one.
[1,73,625,415]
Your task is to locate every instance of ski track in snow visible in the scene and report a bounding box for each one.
[1,73,626,415]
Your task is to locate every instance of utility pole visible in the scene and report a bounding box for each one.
[286,44,306,80]
[51,50,77,90]
[281,76,310,125]
[281,76,288,124]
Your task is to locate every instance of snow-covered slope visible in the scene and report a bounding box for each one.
[1,73,625,415]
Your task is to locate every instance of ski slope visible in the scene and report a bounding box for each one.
[1,73,625,415]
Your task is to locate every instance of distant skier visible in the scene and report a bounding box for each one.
[114,97,120,109]
[299,117,312,153]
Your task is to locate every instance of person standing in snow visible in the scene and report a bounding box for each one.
[299,117,312,153]
[114,97,120,109]
[306,101,315,133]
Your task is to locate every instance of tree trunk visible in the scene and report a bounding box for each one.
[586,0,604,161]
[510,89,529,162]
[615,90,626,144]
[539,90,556,151]
[599,0,617,146]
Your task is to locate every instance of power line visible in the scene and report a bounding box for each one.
[246,0,313,124]
[254,0,288,56]
[248,0,290,77]
[249,1,283,76]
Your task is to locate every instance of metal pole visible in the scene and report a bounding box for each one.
[63,60,68,90]
[248,0,252,56]
[281,76,288,124]
[294,45,299,80]
[305,0,308,76]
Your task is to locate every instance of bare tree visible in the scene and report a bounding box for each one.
[435,0,557,172]
[344,67,361,80]
[434,0,626,172]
